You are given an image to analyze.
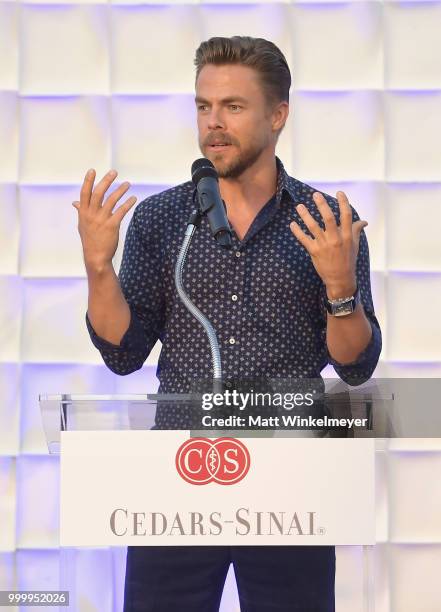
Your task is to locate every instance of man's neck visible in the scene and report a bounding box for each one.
[218,152,278,214]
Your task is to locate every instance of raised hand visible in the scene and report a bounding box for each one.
[72,168,137,272]
[289,191,368,299]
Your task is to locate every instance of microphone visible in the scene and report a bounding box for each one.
[191,158,232,249]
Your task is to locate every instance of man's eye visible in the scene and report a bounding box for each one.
[229,105,241,111]
[197,105,208,111]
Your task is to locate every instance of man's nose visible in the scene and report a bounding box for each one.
[207,107,225,129]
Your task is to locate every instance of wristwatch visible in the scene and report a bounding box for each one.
[324,286,360,317]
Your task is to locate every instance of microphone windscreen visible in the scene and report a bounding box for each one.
[191,158,218,185]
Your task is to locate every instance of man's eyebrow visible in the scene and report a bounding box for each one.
[195,96,249,105]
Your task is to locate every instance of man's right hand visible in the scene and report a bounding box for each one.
[72,168,137,272]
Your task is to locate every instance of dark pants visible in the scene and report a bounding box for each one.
[123,545,336,611]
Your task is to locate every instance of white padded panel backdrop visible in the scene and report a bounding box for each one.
[0,1,440,611]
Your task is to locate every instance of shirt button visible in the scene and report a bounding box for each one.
[235,251,241,258]
[231,294,238,301]
[229,337,236,345]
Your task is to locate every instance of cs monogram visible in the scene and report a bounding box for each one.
[175,438,250,485]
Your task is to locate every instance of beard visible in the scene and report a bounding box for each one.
[200,135,269,179]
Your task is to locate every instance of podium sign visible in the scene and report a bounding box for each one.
[60,431,375,546]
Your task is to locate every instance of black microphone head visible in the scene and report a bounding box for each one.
[191,158,218,186]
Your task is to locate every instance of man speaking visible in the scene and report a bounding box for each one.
[73,36,381,612]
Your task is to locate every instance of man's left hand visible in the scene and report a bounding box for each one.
[289,191,368,300]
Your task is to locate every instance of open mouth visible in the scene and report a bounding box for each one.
[209,144,231,149]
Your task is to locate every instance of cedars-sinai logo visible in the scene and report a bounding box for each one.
[175,438,251,485]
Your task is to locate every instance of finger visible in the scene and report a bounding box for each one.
[102,181,132,213]
[352,220,368,254]
[312,192,339,238]
[111,196,138,224]
[289,220,316,253]
[295,203,324,242]
[79,168,96,208]
[72,201,80,211]
[336,191,353,239]
[90,169,118,210]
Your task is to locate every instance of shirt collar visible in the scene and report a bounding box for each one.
[275,155,300,207]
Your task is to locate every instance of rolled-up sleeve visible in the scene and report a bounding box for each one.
[320,205,382,386]
[85,200,165,375]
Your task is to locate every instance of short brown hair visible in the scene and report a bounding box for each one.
[194,36,291,110]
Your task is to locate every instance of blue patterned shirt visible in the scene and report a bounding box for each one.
[86,156,382,418]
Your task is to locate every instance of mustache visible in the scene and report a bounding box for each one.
[204,137,235,146]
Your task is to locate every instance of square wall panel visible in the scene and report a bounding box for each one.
[389,438,441,452]
[368,361,390,378]
[114,364,160,393]
[386,273,441,362]
[291,2,383,90]
[0,275,23,363]
[0,364,20,456]
[382,363,441,378]
[21,278,103,364]
[202,0,281,4]
[372,543,391,612]
[335,546,372,612]
[20,4,110,95]
[384,380,441,444]
[388,451,441,542]
[385,2,441,89]
[0,458,16,552]
[385,91,441,181]
[111,5,202,94]
[0,184,19,275]
[200,3,292,56]
[20,364,116,456]
[0,1,18,91]
[337,545,391,612]
[19,186,86,277]
[375,448,389,543]
[71,549,113,612]
[0,92,19,183]
[110,547,127,612]
[25,0,108,4]
[19,185,88,278]
[19,96,111,185]
[111,94,200,183]
[15,455,59,549]
[387,0,441,3]
[112,0,199,4]
[389,544,441,612]
[291,91,384,181]
[16,549,60,591]
[291,0,379,3]
[385,182,441,272]
[0,552,15,591]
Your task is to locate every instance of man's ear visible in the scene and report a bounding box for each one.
[272,101,289,134]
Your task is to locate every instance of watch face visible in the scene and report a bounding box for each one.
[333,302,354,316]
